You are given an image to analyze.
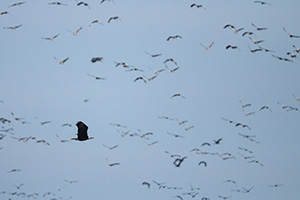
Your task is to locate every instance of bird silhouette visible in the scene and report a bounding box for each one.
[41,34,60,41]
[72,121,94,141]
[173,156,187,167]
[283,27,300,38]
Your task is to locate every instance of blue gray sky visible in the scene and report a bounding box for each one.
[1,0,300,199]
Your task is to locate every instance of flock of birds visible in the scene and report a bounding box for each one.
[0,0,299,200]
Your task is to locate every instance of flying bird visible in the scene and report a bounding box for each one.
[72,121,94,141]
[167,35,183,41]
[251,23,267,31]
[201,42,214,51]
[106,158,120,167]
[87,73,106,80]
[145,51,162,58]
[254,1,271,5]
[225,45,240,50]
[48,2,67,6]
[283,27,300,38]
[41,34,60,41]
[249,37,264,44]
[3,24,22,30]
[89,20,103,26]
[142,181,151,188]
[103,144,119,150]
[108,16,120,23]
[198,161,207,167]
[91,57,103,63]
[213,138,222,145]
[271,54,293,62]
[190,4,206,10]
[170,93,185,99]
[66,27,83,36]
[9,2,26,7]
[77,2,90,9]
[173,156,187,167]
[54,56,69,64]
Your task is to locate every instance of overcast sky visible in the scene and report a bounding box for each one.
[1,0,300,199]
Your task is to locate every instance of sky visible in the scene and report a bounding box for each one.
[1,0,300,199]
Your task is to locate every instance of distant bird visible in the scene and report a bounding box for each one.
[77,2,90,9]
[251,23,267,31]
[7,169,21,173]
[167,132,184,138]
[89,20,103,26]
[164,58,178,65]
[200,42,214,51]
[170,93,185,99]
[145,51,162,58]
[35,117,51,126]
[54,56,69,64]
[9,2,26,7]
[242,31,254,37]
[103,144,119,150]
[218,195,232,199]
[287,52,297,58]
[223,180,236,184]
[3,24,22,30]
[190,4,206,10]
[142,181,151,188]
[134,76,147,83]
[248,46,263,53]
[173,156,187,167]
[283,27,300,38]
[144,140,158,147]
[184,125,194,132]
[71,121,94,141]
[175,119,188,125]
[87,73,106,80]
[173,195,183,200]
[223,24,244,34]
[41,34,60,41]
[198,161,207,167]
[259,105,272,112]
[64,179,79,184]
[0,11,13,16]
[108,16,120,23]
[213,138,222,145]
[235,123,251,130]
[238,146,253,154]
[13,183,24,189]
[106,158,120,167]
[91,57,103,63]
[66,27,83,36]
[254,1,271,5]
[242,109,255,117]
[201,142,211,146]
[167,35,182,41]
[292,45,300,53]
[249,37,264,44]
[242,186,255,193]
[225,45,240,50]
[165,151,181,158]
[292,94,300,102]
[238,152,255,159]
[109,123,127,128]
[48,2,67,6]
[56,135,70,143]
[101,0,115,4]
[148,67,165,75]
[258,46,275,53]
[248,160,263,166]
[165,65,180,73]
[269,184,284,187]
[62,123,73,127]
[271,54,293,62]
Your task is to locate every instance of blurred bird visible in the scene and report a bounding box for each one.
[108,16,120,23]
[173,156,187,167]
[41,34,60,41]
[9,2,26,7]
[190,4,206,10]
[77,2,90,9]
[89,20,103,26]
[66,27,83,36]
[198,161,207,167]
[48,2,67,6]
[254,1,271,5]
[167,35,182,41]
[283,27,300,38]
[201,42,214,51]
[251,23,267,31]
[87,73,106,80]
[54,56,69,64]
[145,51,162,58]
[3,24,22,30]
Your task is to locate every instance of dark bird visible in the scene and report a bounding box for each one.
[72,121,94,141]
[201,142,211,146]
[235,123,251,130]
[198,161,207,167]
[9,2,26,7]
[164,58,178,65]
[48,2,67,6]
[3,24,22,30]
[77,2,90,9]
[166,65,180,73]
[287,52,297,58]
[251,23,267,31]
[167,35,183,41]
[248,160,263,166]
[258,46,275,52]
[259,105,272,112]
[134,76,147,83]
[292,45,300,53]
[7,169,21,173]
[142,181,151,188]
[167,132,184,138]
[225,45,240,50]
[0,11,13,16]
[223,24,243,34]
[170,93,185,99]
[173,156,187,167]
[106,158,120,167]
[242,31,254,37]
[223,180,236,184]
[213,138,222,145]
[201,42,214,51]
[89,20,103,26]
[254,1,271,5]
[218,195,232,199]
[41,34,60,41]
[64,179,79,184]
[248,46,263,53]
[190,4,206,9]
[269,184,284,187]
[54,56,69,64]
[292,94,300,102]
[224,24,235,29]
[91,57,103,63]
[108,16,120,23]
[165,151,181,158]
[283,27,300,38]
[242,186,254,193]
[271,54,293,62]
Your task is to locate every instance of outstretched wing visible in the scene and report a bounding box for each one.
[76,121,88,140]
